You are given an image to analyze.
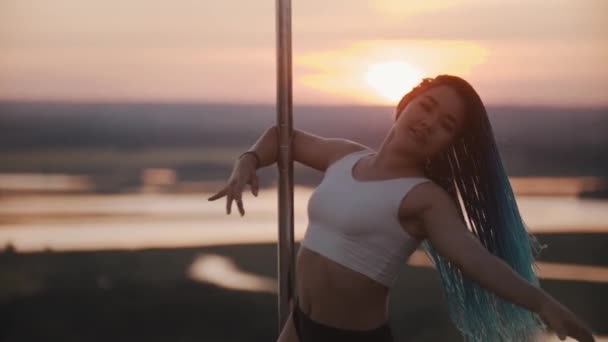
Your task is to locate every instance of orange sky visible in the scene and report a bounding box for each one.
[0,0,606,106]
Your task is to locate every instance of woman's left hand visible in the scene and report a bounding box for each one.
[537,294,595,342]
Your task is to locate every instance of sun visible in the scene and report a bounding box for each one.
[365,61,424,103]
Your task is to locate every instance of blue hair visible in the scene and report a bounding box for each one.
[397,75,547,341]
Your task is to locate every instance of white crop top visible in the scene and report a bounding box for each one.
[301,149,432,287]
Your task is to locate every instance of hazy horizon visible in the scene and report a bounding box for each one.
[1,99,607,111]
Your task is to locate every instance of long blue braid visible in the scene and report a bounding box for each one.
[397,75,548,341]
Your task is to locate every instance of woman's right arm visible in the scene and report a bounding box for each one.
[207,125,370,215]
[242,125,371,172]
[292,128,372,172]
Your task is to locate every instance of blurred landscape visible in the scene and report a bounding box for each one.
[1,101,607,341]
[1,101,607,193]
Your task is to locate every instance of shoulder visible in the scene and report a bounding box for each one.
[398,180,454,219]
[326,140,374,165]
[292,129,372,172]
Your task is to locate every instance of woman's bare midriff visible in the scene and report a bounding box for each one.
[295,244,391,330]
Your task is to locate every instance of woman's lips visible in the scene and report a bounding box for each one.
[409,127,428,144]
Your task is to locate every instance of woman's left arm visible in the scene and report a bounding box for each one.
[418,184,595,342]
[419,184,543,312]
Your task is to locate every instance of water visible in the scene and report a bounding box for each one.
[0,188,607,340]
[1,187,607,252]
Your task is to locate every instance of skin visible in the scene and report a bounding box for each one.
[374,84,467,175]
[211,84,595,342]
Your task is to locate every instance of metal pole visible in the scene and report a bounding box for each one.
[276,0,295,334]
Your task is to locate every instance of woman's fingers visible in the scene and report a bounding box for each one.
[561,306,594,342]
[236,197,245,216]
[227,191,245,216]
[226,193,234,214]
[207,187,228,201]
[249,173,259,197]
[227,180,246,216]
[210,168,258,216]
[232,180,246,216]
[538,293,596,342]
[566,316,595,342]
[549,321,567,340]
[547,305,595,342]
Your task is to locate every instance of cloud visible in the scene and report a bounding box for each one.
[295,0,607,42]
[370,0,473,17]
[295,40,489,104]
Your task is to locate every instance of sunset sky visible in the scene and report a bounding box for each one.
[1,0,606,106]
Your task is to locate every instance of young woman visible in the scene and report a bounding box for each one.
[208,75,596,342]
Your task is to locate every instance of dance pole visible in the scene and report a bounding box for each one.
[276,0,295,333]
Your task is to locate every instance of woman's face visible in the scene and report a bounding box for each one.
[394,85,467,160]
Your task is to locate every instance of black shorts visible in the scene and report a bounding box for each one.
[292,297,394,342]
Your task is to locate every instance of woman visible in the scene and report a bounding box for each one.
[207,75,596,342]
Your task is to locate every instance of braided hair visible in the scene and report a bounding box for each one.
[396,75,547,341]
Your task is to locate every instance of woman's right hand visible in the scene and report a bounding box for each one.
[207,155,260,216]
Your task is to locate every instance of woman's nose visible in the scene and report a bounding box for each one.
[419,119,435,134]
[420,112,440,133]
[419,121,430,132]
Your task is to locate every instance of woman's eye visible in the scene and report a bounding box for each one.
[420,102,431,112]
